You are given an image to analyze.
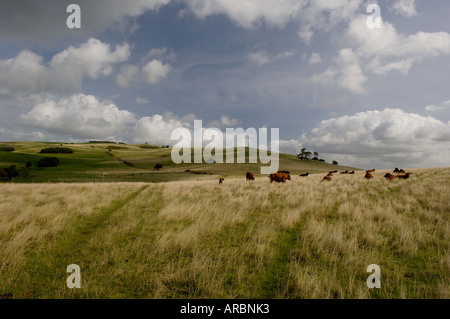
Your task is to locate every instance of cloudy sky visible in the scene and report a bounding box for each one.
[1,0,450,169]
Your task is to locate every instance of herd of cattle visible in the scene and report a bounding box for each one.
[219,167,412,184]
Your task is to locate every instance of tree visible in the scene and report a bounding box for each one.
[38,157,59,167]
[297,148,307,160]
[332,160,339,165]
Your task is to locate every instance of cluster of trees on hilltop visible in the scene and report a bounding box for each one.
[297,148,338,165]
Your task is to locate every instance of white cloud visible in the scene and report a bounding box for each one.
[0,38,130,94]
[249,50,294,66]
[345,15,450,75]
[128,114,191,145]
[143,60,172,84]
[184,0,305,29]
[426,100,450,112]
[249,50,270,66]
[50,38,130,80]
[208,115,239,128]
[312,49,367,93]
[308,52,322,64]
[116,59,172,88]
[18,94,136,140]
[14,93,242,146]
[184,0,364,43]
[392,0,418,17]
[299,108,450,168]
[136,97,150,104]
[313,14,450,92]
[0,127,48,142]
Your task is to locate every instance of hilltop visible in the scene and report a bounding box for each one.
[0,141,359,183]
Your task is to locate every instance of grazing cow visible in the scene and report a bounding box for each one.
[219,178,224,184]
[384,173,396,181]
[366,169,376,173]
[246,172,255,181]
[364,172,374,179]
[332,170,338,173]
[269,172,290,183]
[348,171,355,174]
[299,173,309,177]
[327,172,333,177]
[321,176,332,182]
[340,170,348,174]
[396,172,411,179]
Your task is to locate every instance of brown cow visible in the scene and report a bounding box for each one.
[384,173,396,181]
[269,172,290,183]
[246,172,255,181]
[364,172,374,179]
[348,170,355,174]
[366,169,375,173]
[321,176,332,182]
[340,170,348,174]
[396,172,411,179]
[327,172,333,177]
[219,178,224,184]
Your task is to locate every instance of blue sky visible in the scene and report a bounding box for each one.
[1,0,450,169]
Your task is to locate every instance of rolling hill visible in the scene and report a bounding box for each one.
[0,141,359,183]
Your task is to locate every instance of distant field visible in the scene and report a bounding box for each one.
[0,141,358,183]
[0,167,448,299]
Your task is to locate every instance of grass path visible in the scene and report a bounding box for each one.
[1,185,149,298]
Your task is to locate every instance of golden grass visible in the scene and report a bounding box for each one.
[0,168,448,299]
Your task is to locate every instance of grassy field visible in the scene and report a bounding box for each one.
[0,141,357,183]
[0,167,448,299]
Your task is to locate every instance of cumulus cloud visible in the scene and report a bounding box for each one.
[312,49,367,93]
[345,15,450,75]
[0,38,130,94]
[14,93,244,146]
[183,0,304,29]
[299,108,450,168]
[184,0,364,43]
[312,14,450,92]
[18,94,136,140]
[116,59,172,88]
[128,114,191,145]
[392,0,418,17]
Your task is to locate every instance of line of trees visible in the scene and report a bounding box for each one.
[297,148,338,165]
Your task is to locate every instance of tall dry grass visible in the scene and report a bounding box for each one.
[0,168,448,298]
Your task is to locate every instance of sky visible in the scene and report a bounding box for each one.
[0,0,450,169]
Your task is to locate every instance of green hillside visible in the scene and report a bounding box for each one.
[0,141,359,183]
